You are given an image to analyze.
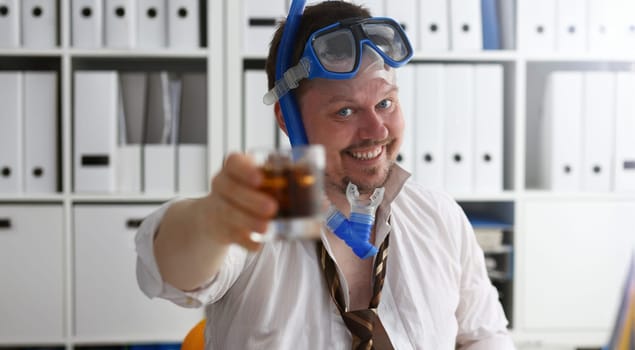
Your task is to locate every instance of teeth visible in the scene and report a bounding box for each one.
[351,147,382,160]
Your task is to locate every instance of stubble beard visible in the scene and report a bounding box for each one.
[326,159,395,195]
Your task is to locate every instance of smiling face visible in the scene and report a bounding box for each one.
[295,55,404,196]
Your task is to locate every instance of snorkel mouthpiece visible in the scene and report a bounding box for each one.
[348,212,378,259]
[325,183,385,259]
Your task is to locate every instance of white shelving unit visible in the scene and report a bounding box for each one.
[224,1,635,350]
[2,0,635,349]
[0,0,223,348]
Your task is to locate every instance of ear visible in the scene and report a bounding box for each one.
[274,102,288,136]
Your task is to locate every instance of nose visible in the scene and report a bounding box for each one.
[357,108,389,141]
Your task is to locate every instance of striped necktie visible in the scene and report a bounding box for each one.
[317,236,394,350]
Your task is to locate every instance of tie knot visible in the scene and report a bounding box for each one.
[344,309,375,335]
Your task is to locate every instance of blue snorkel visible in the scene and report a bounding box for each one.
[273,0,383,259]
[275,0,309,146]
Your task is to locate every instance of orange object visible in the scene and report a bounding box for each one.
[181,319,206,350]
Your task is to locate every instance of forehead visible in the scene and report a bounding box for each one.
[301,67,397,98]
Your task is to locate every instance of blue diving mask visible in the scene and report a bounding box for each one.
[264,16,413,105]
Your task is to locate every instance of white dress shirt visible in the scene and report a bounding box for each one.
[135,167,516,349]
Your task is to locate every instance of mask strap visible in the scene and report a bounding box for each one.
[264,58,310,105]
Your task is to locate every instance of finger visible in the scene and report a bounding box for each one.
[223,153,263,187]
[212,194,273,234]
[212,172,278,219]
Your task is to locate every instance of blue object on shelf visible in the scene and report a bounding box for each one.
[467,216,513,230]
[481,0,501,50]
[128,343,181,350]
[157,343,181,350]
[128,345,157,350]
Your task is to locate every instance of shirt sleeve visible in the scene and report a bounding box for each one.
[448,199,516,349]
[135,199,249,309]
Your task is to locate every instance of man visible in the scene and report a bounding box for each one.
[135,1,515,349]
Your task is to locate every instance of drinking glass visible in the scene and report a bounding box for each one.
[249,144,325,242]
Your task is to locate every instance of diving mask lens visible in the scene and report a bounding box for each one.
[312,29,357,73]
[363,22,409,61]
[310,18,412,75]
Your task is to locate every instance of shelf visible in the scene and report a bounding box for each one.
[0,338,66,346]
[69,194,186,204]
[0,195,65,203]
[483,245,514,254]
[71,335,184,346]
[0,194,205,204]
[524,52,635,63]
[0,48,64,57]
[68,49,209,59]
[411,50,518,62]
[15,191,632,204]
[242,54,270,61]
[520,190,635,201]
[452,192,518,202]
[242,50,635,64]
[488,270,513,281]
[511,330,609,347]
[0,49,209,59]
[244,50,519,63]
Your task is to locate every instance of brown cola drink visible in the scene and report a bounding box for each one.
[251,145,325,241]
[259,154,322,218]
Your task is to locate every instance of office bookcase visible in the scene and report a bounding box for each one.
[0,0,220,349]
[1,0,635,350]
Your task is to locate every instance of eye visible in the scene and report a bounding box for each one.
[377,99,392,109]
[337,107,353,118]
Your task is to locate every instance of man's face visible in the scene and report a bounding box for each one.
[297,60,404,195]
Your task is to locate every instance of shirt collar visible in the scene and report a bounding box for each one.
[381,163,411,206]
[375,164,410,245]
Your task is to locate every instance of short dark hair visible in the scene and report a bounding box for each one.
[265,1,371,91]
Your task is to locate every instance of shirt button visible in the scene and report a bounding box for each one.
[185,297,194,306]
